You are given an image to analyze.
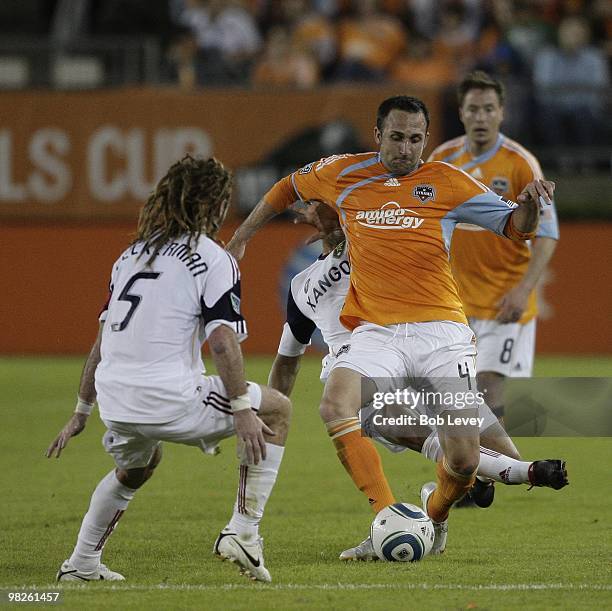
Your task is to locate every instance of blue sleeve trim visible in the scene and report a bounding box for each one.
[536,203,560,239]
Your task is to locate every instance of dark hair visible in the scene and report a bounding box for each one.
[134,154,232,263]
[457,71,505,106]
[376,95,430,132]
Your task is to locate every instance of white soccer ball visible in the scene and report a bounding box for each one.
[370,502,435,562]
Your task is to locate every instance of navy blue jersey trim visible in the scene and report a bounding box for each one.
[200,281,245,328]
[286,286,316,345]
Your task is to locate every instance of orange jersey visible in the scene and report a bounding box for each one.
[265,153,527,330]
[428,134,559,323]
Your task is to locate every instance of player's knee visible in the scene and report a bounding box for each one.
[116,468,146,489]
[259,387,292,432]
[318,397,336,423]
[319,368,365,423]
[446,455,479,477]
[444,439,480,476]
[116,446,162,489]
[319,394,352,422]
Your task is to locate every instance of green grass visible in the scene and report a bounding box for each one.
[1,355,611,610]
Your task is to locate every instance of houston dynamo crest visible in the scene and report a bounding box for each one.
[413,184,435,202]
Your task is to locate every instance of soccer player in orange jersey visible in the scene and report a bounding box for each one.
[228,95,554,556]
[428,72,559,505]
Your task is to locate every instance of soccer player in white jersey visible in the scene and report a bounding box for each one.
[269,204,567,559]
[46,156,291,583]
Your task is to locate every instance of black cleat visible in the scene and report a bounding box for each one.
[528,460,569,490]
[471,478,495,507]
[454,479,495,509]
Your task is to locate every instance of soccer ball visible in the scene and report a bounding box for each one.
[370,503,435,562]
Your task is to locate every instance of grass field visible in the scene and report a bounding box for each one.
[1,355,611,610]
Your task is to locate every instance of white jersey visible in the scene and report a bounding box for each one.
[278,241,351,358]
[96,235,246,424]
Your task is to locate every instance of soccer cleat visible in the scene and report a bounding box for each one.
[528,460,569,490]
[471,478,495,507]
[56,560,125,582]
[339,536,378,561]
[453,492,476,508]
[420,482,448,555]
[213,527,271,583]
[454,478,495,509]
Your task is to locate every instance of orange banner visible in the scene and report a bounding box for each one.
[0,221,610,355]
[0,86,440,220]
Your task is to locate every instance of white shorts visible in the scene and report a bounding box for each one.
[321,353,334,382]
[101,376,262,470]
[469,318,535,377]
[320,342,353,382]
[331,321,478,412]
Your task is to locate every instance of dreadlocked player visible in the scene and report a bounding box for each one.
[46,155,290,583]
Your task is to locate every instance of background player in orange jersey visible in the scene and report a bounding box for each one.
[428,72,559,505]
[228,95,554,556]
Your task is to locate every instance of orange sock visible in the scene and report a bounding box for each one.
[328,418,396,513]
[427,460,476,523]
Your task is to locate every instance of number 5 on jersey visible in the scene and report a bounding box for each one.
[111,272,161,332]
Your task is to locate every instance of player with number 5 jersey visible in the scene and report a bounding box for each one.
[96,233,247,424]
[46,155,291,583]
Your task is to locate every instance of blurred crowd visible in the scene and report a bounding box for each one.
[162,0,610,148]
[3,0,609,151]
[165,0,610,90]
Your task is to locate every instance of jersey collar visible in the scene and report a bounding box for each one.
[461,133,505,172]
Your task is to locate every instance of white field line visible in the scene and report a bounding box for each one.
[13,583,612,592]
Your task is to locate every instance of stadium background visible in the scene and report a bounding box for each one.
[1,3,611,608]
[1,0,610,359]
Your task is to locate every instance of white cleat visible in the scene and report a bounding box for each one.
[339,536,378,561]
[56,559,125,582]
[213,527,271,583]
[420,481,448,555]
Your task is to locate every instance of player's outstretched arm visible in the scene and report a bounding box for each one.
[208,325,273,464]
[268,354,302,398]
[226,198,279,261]
[45,322,104,458]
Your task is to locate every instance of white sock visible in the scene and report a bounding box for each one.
[228,443,284,540]
[477,447,531,484]
[69,470,135,572]
[420,435,532,485]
